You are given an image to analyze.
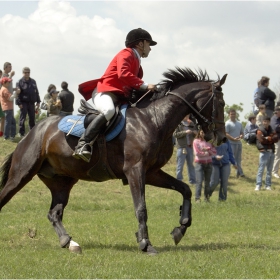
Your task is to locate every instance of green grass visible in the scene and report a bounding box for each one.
[1,137,280,278]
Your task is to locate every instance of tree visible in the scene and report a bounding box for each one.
[224,103,244,122]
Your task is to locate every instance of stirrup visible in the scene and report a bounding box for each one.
[72,143,92,162]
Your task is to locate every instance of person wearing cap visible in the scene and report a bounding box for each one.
[16,67,41,137]
[74,28,157,161]
[271,106,280,178]
[0,63,16,137]
[47,88,61,116]
[0,77,18,141]
[42,84,57,117]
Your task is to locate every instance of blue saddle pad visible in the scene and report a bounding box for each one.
[58,104,128,142]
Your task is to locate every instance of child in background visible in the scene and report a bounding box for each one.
[193,129,217,202]
[0,77,18,141]
[255,116,278,191]
[244,115,258,145]
[47,89,61,116]
[256,104,266,127]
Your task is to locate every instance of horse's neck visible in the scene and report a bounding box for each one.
[149,95,190,136]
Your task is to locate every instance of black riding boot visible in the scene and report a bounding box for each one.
[72,114,108,162]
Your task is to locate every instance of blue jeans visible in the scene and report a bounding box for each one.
[176,147,196,183]
[256,151,275,187]
[230,143,244,176]
[210,163,231,200]
[4,109,16,139]
[195,162,212,200]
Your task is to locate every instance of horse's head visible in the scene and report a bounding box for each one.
[191,74,227,146]
[159,67,227,146]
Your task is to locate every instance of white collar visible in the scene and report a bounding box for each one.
[132,48,141,64]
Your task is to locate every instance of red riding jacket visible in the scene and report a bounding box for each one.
[79,48,144,101]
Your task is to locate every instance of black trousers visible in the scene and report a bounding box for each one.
[19,102,35,136]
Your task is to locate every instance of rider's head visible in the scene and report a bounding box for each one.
[125,28,157,58]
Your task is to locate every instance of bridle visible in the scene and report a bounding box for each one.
[166,83,224,133]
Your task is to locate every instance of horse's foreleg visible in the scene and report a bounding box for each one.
[146,169,192,245]
[39,175,81,253]
[125,166,157,255]
[47,203,71,247]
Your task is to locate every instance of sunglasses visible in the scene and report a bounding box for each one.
[24,72,30,74]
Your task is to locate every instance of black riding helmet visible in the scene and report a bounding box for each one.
[125,28,157,47]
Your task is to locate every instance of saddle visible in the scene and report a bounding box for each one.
[58,100,128,142]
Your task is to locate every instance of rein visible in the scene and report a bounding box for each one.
[166,83,223,132]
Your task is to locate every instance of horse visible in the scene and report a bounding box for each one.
[0,67,227,255]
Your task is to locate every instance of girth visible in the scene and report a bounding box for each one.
[87,135,117,181]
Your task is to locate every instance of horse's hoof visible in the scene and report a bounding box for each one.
[170,227,184,245]
[140,239,158,255]
[69,240,82,254]
[145,244,158,256]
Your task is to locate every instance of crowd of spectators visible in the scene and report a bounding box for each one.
[173,75,280,201]
[1,66,280,199]
[0,62,75,141]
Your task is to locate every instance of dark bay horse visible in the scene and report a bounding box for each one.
[0,67,227,255]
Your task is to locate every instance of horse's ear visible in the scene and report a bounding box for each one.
[219,74,227,86]
[214,74,227,88]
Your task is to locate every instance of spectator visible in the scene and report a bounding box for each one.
[256,104,267,127]
[1,63,15,137]
[209,139,237,201]
[255,116,278,191]
[193,129,217,202]
[0,69,4,137]
[2,62,15,89]
[244,115,258,145]
[258,76,276,118]
[253,80,261,115]
[0,77,17,141]
[173,114,197,184]
[42,84,56,117]
[271,107,280,179]
[225,108,245,178]
[47,89,61,116]
[58,81,75,116]
[16,67,41,137]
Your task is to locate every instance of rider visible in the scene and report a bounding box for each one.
[73,28,158,161]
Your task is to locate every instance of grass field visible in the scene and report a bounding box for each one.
[1,137,280,278]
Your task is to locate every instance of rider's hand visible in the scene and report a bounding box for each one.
[147,84,157,91]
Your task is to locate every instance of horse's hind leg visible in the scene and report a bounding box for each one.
[38,175,81,253]
[146,169,192,246]
[0,153,42,211]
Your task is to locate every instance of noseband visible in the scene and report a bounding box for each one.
[166,83,224,132]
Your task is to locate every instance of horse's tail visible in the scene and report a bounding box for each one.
[0,152,14,190]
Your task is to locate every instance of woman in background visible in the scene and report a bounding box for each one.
[193,129,217,202]
[209,139,237,201]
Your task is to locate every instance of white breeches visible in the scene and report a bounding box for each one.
[92,92,117,121]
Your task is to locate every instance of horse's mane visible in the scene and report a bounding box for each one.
[150,67,216,101]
